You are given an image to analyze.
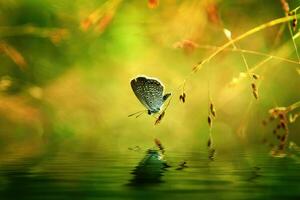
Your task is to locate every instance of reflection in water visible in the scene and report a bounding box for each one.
[1,150,300,199]
[246,167,262,182]
[128,149,169,186]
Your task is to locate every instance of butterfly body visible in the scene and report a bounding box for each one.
[130,76,171,115]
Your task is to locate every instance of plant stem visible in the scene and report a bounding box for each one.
[194,15,300,72]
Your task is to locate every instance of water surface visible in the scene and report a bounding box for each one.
[0,149,300,200]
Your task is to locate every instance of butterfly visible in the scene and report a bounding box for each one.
[130,75,171,115]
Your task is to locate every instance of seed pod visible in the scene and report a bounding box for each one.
[207,138,211,147]
[208,116,212,127]
[292,15,298,32]
[252,90,259,99]
[210,103,216,117]
[179,92,186,103]
[280,121,286,129]
[277,135,281,140]
[252,74,259,80]
[208,148,216,160]
[276,124,281,129]
[155,111,165,125]
[278,113,284,119]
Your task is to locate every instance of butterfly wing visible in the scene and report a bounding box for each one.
[131,76,164,113]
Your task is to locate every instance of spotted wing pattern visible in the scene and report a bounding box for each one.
[130,76,164,113]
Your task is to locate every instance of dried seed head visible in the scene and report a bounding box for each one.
[280,121,286,129]
[292,15,298,32]
[208,148,216,160]
[251,83,257,90]
[278,113,284,119]
[277,135,281,140]
[276,124,281,129]
[155,111,165,125]
[210,103,216,117]
[251,82,258,99]
[253,90,259,99]
[207,138,212,147]
[208,116,212,127]
[252,74,259,80]
[179,92,186,103]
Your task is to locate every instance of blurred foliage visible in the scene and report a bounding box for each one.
[0,0,300,161]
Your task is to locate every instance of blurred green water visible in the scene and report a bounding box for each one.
[0,148,300,200]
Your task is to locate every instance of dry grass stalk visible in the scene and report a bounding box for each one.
[191,14,299,74]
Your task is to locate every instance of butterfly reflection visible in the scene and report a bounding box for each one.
[130,76,171,115]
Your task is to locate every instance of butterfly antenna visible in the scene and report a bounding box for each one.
[128,110,146,117]
[135,111,146,118]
